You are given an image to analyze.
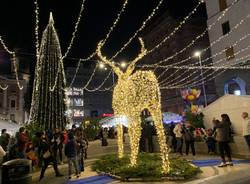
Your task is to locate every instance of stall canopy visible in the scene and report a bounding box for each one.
[0,119,20,136]
[100,112,183,128]
[145,112,183,124]
[99,115,128,128]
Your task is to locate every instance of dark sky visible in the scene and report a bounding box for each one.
[0,0,206,68]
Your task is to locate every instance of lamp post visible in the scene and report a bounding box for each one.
[194,51,207,107]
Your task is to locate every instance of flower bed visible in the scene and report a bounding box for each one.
[92,153,200,181]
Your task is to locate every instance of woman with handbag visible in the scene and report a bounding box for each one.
[39,132,63,181]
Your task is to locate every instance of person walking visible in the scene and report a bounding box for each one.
[65,132,80,179]
[213,114,233,167]
[169,122,177,153]
[39,132,63,181]
[241,112,250,150]
[183,124,195,156]
[0,129,10,151]
[174,123,184,155]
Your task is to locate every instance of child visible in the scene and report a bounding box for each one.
[204,128,216,154]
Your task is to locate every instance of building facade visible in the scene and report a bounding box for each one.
[205,0,250,96]
[0,75,29,123]
[65,62,113,124]
[141,12,216,114]
[0,50,31,123]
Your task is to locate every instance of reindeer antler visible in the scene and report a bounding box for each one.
[97,40,122,76]
[126,37,147,75]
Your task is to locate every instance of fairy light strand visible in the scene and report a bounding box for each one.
[149,8,250,70]
[147,0,203,55]
[62,0,87,59]
[142,0,239,68]
[109,0,164,60]
[164,53,250,89]
[159,33,250,86]
[67,0,129,88]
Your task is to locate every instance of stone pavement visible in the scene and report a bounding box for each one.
[32,154,250,184]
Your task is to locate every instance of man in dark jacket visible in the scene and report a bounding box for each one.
[65,132,79,179]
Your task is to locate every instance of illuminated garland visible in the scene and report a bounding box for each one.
[0,84,8,90]
[109,0,164,60]
[160,34,250,87]
[147,0,204,55]
[67,0,129,88]
[163,53,250,89]
[152,9,250,71]
[142,0,239,68]
[97,38,170,173]
[62,0,87,59]
[0,35,23,90]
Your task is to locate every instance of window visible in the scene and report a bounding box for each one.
[222,21,230,35]
[225,46,235,60]
[73,110,84,117]
[219,0,227,11]
[10,100,16,108]
[74,98,83,106]
[10,114,15,121]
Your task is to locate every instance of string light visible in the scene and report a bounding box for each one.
[163,53,250,89]
[156,30,250,86]
[0,84,8,90]
[84,69,113,92]
[142,0,239,68]
[97,38,170,173]
[62,0,87,59]
[67,0,129,88]
[150,8,250,71]
[109,0,164,60]
[34,0,40,61]
[0,35,23,90]
[160,33,250,87]
[147,0,203,55]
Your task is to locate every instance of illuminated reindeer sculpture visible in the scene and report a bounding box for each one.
[97,38,170,173]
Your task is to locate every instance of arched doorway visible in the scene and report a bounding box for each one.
[224,77,246,95]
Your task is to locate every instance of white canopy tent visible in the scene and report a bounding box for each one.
[99,115,128,128]
[99,112,183,128]
[0,119,21,136]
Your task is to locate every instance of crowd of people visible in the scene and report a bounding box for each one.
[0,111,249,181]
[167,112,250,167]
[0,125,88,181]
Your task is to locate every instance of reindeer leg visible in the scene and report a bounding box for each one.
[149,106,170,174]
[117,123,124,158]
[128,113,141,167]
[114,111,124,158]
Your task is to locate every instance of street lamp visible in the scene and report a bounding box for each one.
[193,51,207,107]
[120,61,127,68]
[99,62,105,69]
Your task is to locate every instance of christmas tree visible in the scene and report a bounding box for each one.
[29,13,66,130]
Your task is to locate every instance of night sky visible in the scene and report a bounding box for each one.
[0,0,206,71]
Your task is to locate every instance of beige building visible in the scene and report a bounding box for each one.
[0,75,29,123]
[205,0,250,96]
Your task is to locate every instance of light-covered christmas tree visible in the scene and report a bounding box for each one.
[29,13,66,130]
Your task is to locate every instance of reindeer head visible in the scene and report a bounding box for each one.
[96,38,147,80]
